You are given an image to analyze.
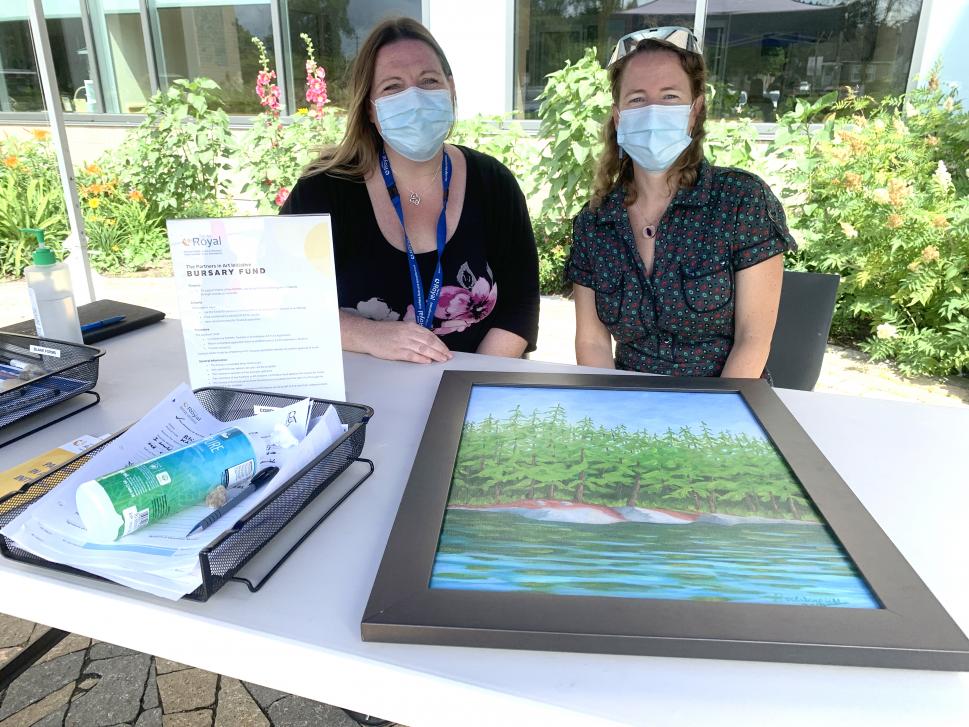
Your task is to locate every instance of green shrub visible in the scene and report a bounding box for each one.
[110,78,234,218]
[784,79,969,376]
[0,133,69,278]
[534,47,611,293]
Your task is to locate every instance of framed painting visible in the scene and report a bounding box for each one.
[362,371,969,670]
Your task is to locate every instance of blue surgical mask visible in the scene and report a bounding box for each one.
[616,103,693,172]
[373,87,454,162]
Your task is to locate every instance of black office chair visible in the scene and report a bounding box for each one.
[766,270,841,391]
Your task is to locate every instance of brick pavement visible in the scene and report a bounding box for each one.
[0,275,966,726]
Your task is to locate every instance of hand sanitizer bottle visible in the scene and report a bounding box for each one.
[22,228,83,344]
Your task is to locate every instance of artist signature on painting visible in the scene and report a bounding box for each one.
[768,594,849,607]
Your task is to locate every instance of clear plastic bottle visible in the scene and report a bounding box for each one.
[22,228,83,344]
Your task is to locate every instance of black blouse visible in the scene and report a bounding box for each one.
[280,145,540,353]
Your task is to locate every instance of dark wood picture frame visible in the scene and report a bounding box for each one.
[362,371,969,670]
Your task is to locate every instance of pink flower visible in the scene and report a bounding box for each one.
[304,60,329,118]
[437,279,498,325]
[274,187,289,206]
[256,68,281,115]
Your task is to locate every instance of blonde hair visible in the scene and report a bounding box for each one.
[301,17,454,180]
[590,39,707,209]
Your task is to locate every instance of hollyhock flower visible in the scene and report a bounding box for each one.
[274,186,289,206]
[301,33,329,118]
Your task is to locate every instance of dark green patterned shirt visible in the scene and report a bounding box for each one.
[567,161,796,376]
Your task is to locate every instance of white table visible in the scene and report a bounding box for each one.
[1,320,968,727]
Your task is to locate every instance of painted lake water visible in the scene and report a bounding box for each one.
[430,509,880,608]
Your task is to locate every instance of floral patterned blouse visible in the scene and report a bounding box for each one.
[566,161,796,376]
[280,146,540,353]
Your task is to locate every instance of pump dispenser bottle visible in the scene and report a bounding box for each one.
[22,228,83,344]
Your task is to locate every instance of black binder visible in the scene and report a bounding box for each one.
[1,299,165,344]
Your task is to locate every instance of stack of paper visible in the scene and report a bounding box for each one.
[0,384,346,600]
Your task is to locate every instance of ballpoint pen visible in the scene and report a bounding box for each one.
[80,315,126,333]
[186,466,280,537]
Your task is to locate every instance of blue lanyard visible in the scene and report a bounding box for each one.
[379,149,452,329]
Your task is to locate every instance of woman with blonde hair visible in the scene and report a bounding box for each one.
[567,27,795,377]
[282,17,539,364]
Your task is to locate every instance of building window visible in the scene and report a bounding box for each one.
[151,0,274,114]
[703,0,925,121]
[92,0,153,114]
[513,0,925,121]
[285,0,422,111]
[0,1,43,112]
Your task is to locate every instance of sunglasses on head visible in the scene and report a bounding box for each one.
[607,26,702,67]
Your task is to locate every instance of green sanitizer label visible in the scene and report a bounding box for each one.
[83,428,256,539]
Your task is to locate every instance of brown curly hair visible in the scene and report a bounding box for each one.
[590,38,707,210]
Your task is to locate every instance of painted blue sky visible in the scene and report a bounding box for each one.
[464,385,769,439]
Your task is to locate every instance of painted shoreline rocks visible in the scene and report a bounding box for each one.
[448,500,821,526]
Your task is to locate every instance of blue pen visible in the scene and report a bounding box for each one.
[80,315,125,333]
[186,466,280,537]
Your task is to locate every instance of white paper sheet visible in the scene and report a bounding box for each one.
[167,215,345,401]
[1,386,347,600]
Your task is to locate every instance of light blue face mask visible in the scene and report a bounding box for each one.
[616,103,694,172]
[373,87,454,162]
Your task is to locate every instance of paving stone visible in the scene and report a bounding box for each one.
[162,710,212,727]
[214,678,268,727]
[88,642,137,660]
[37,635,91,665]
[241,682,288,711]
[143,662,159,710]
[157,669,217,714]
[0,652,83,720]
[0,682,73,727]
[135,707,163,727]
[0,647,22,669]
[0,616,33,649]
[29,703,69,727]
[154,658,191,675]
[267,696,359,727]
[76,677,99,691]
[65,653,151,727]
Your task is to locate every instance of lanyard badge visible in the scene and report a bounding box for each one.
[379,149,452,329]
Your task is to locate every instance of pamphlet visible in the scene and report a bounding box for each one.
[167,216,345,401]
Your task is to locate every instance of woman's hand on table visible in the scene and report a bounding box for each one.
[340,312,453,363]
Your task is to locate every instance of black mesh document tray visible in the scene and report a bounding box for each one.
[0,333,104,446]
[0,387,374,601]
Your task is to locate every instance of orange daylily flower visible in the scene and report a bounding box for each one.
[3,155,18,168]
[85,163,101,175]
[30,129,50,141]
[129,189,144,202]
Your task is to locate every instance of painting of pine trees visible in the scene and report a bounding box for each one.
[430,385,879,608]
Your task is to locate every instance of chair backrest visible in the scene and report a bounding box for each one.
[766,270,840,391]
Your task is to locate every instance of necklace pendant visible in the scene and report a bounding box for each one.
[643,225,656,239]
[408,191,421,206]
